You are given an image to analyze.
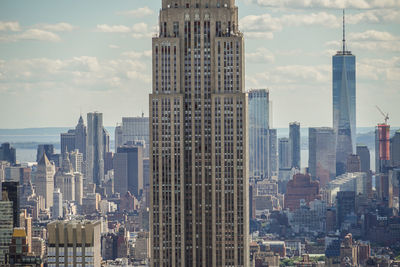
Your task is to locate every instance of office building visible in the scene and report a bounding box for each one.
[279,138,291,170]
[248,89,269,180]
[309,127,336,187]
[4,166,31,185]
[35,152,55,209]
[0,200,13,263]
[115,124,123,150]
[86,112,104,186]
[289,122,300,170]
[346,154,361,172]
[60,130,76,154]
[1,181,20,227]
[284,173,320,211]
[19,209,32,252]
[52,188,63,219]
[356,144,370,173]
[47,220,101,267]
[122,116,149,145]
[269,129,278,177]
[36,144,55,163]
[0,143,16,165]
[391,130,400,168]
[150,0,249,265]
[6,228,42,266]
[333,11,356,176]
[69,149,83,174]
[375,123,390,173]
[325,172,371,204]
[114,146,143,199]
[75,115,87,160]
[336,191,355,228]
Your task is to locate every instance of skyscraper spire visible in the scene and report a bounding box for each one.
[343,9,346,53]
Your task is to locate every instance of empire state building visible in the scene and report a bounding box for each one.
[150,0,249,266]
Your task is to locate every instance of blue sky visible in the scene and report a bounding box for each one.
[0,0,399,128]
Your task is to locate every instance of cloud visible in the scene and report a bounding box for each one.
[347,9,400,24]
[0,29,61,42]
[246,47,275,63]
[39,22,75,32]
[118,6,154,17]
[240,12,340,39]
[326,30,400,52]
[109,44,119,49]
[96,23,154,38]
[96,24,131,33]
[255,0,400,9]
[0,54,151,94]
[0,21,20,31]
[122,50,152,59]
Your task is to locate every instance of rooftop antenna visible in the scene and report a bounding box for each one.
[342,9,346,53]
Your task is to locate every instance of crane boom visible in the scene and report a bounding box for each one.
[376,105,389,124]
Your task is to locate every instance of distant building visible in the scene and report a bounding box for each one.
[289,122,301,170]
[375,124,390,173]
[285,173,320,211]
[309,127,336,187]
[35,152,55,209]
[86,112,104,186]
[279,138,291,170]
[47,220,101,267]
[0,200,13,263]
[346,154,361,172]
[356,144,370,173]
[248,89,270,181]
[74,115,87,160]
[336,191,355,228]
[114,146,143,199]
[121,116,149,146]
[114,124,123,151]
[269,129,278,177]
[2,181,20,227]
[60,130,76,154]
[391,130,400,168]
[0,143,16,165]
[7,228,42,266]
[52,188,63,219]
[333,14,356,176]
[69,149,83,173]
[36,144,55,163]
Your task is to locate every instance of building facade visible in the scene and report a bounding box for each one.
[150,0,249,265]
[47,220,101,267]
[35,153,55,209]
[333,12,356,176]
[86,112,104,186]
[356,144,370,173]
[279,138,291,170]
[289,122,300,170]
[248,89,269,181]
[309,127,336,187]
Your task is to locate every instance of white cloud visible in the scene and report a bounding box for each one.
[122,50,152,59]
[326,30,400,52]
[240,12,340,39]
[0,29,61,42]
[256,0,400,9]
[246,47,275,63]
[0,21,20,31]
[109,44,119,49]
[118,6,154,17]
[96,24,131,33]
[39,22,75,32]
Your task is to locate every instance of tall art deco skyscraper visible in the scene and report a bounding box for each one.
[150,0,249,266]
[333,11,356,176]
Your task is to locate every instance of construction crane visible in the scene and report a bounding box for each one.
[376,105,389,124]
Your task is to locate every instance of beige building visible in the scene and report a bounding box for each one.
[35,152,55,210]
[150,0,249,266]
[47,220,101,267]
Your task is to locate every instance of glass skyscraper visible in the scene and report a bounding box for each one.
[333,11,356,176]
[248,89,269,181]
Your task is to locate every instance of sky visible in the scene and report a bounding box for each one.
[0,0,399,129]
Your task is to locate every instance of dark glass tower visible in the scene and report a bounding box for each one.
[333,11,356,176]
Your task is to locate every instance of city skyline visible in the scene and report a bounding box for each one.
[0,0,399,128]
